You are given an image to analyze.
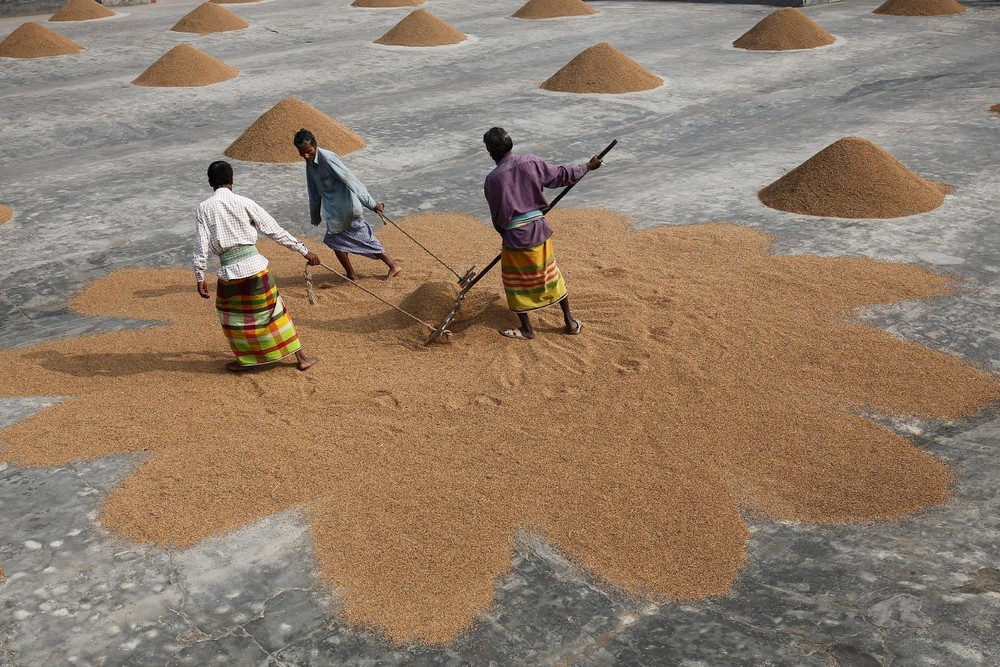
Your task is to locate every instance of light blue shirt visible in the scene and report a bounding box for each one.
[307,147,378,235]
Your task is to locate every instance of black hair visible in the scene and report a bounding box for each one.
[483,127,513,160]
[293,128,317,148]
[207,160,233,188]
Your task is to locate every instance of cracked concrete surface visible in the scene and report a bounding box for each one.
[1,0,999,664]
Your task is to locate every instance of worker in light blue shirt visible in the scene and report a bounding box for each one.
[294,128,401,281]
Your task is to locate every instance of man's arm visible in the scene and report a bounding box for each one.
[533,155,598,190]
[321,151,380,211]
[194,207,211,297]
[307,168,322,226]
[246,201,320,265]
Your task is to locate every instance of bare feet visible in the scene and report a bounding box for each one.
[296,352,318,371]
[345,274,359,283]
[500,327,534,340]
[565,319,583,335]
[386,262,402,280]
[227,361,251,372]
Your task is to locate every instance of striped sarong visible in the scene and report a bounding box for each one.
[500,239,567,313]
[216,269,301,367]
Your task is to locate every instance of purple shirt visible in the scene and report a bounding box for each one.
[484,153,588,249]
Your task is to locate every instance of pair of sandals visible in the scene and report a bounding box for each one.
[500,319,583,340]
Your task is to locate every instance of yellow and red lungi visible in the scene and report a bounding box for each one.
[500,239,567,313]
[216,269,301,366]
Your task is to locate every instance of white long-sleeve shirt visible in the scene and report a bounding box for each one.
[194,187,309,282]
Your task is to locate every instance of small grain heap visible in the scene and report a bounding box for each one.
[133,44,238,87]
[171,3,249,34]
[0,22,83,58]
[374,9,467,46]
[541,43,662,94]
[733,8,835,51]
[50,0,115,21]
[353,0,424,6]
[874,0,966,15]
[759,137,949,218]
[211,0,260,4]
[225,98,366,163]
[990,104,1000,115]
[513,0,596,19]
[0,205,12,226]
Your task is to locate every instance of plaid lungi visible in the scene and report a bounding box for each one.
[500,239,567,313]
[216,269,301,366]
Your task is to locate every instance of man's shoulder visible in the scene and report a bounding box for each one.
[199,189,254,211]
[316,147,342,163]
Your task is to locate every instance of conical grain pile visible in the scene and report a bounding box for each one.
[0,22,83,58]
[0,205,11,226]
[225,98,366,163]
[733,8,835,51]
[211,0,261,4]
[353,0,424,6]
[50,0,115,21]
[990,103,1000,115]
[874,0,965,15]
[541,43,662,94]
[514,0,596,19]
[171,3,249,34]
[759,137,949,218]
[374,9,467,47]
[133,44,238,87]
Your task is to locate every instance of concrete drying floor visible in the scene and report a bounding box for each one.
[2,0,999,664]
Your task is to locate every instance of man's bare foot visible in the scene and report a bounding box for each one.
[500,327,534,340]
[386,262,402,280]
[345,274,359,283]
[227,361,251,372]
[296,353,318,371]
[564,319,583,335]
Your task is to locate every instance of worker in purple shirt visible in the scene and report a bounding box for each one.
[482,127,602,339]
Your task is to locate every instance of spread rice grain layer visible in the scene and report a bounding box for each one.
[2,209,996,644]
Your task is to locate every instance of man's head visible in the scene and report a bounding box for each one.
[294,128,318,163]
[207,160,234,189]
[483,127,513,163]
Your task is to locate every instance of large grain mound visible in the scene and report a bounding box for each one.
[171,2,249,34]
[514,0,596,19]
[4,209,997,643]
[541,42,662,94]
[733,8,835,51]
[211,0,261,4]
[225,98,365,163]
[133,44,238,87]
[0,205,11,226]
[374,9,466,46]
[353,0,424,6]
[50,0,115,21]
[874,0,965,15]
[760,137,949,218]
[0,22,83,58]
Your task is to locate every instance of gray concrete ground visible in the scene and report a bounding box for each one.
[1,0,999,664]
